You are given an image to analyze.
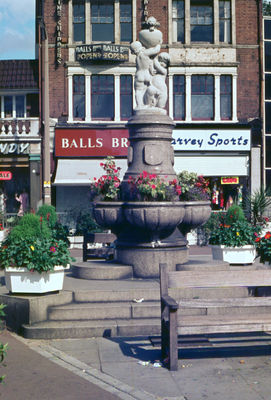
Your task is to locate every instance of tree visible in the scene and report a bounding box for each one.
[263,0,271,16]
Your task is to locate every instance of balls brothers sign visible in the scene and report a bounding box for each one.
[76,44,129,62]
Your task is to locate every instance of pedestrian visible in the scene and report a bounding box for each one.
[15,189,29,216]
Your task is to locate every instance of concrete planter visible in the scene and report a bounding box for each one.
[178,201,211,236]
[5,265,69,294]
[211,245,256,265]
[93,202,125,234]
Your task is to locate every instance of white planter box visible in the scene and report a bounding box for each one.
[68,236,83,249]
[211,245,256,265]
[5,265,69,294]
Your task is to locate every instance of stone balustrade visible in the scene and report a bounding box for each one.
[0,118,40,137]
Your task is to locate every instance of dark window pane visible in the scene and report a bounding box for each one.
[219,0,231,43]
[91,2,114,42]
[220,75,232,120]
[173,0,185,43]
[266,74,271,99]
[266,102,271,133]
[73,0,85,42]
[191,1,213,43]
[120,75,132,119]
[266,169,271,188]
[73,75,85,119]
[173,75,185,120]
[91,75,114,120]
[4,96,12,117]
[26,93,39,117]
[265,136,271,167]
[16,96,25,117]
[265,42,271,72]
[265,20,271,40]
[120,1,132,42]
[192,75,214,120]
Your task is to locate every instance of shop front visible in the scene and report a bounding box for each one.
[172,125,252,211]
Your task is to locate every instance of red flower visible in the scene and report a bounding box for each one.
[255,237,261,242]
[265,232,271,240]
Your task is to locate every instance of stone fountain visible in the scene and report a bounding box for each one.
[94,17,211,278]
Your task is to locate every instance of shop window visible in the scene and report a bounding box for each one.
[265,136,271,168]
[191,75,214,120]
[173,75,185,120]
[266,102,271,133]
[120,75,133,120]
[172,0,185,43]
[265,42,271,72]
[91,1,114,42]
[73,0,85,42]
[266,169,271,188]
[91,75,114,120]
[190,0,213,43]
[220,75,232,120]
[4,96,12,118]
[219,0,231,43]
[264,20,271,40]
[266,74,271,100]
[73,75,85,120]
[120,0,132,42]
[26,94,39,117]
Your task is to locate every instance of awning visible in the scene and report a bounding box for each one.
[53,159,127,186]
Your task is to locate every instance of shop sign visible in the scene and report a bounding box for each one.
[221,177,239,185]
[172,129,251,151]
[75,44,129,62]
[0,142,30,154]
[0,171,12,180]
[55,128,129,157]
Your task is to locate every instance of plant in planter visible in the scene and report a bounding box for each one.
[255,231,271,264]
[90,156,122,201]
[209,205,260,264]
[177,171,210,201]
[0,213,74,293]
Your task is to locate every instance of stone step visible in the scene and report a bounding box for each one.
[71,260,133,280]
[179,297,271,316]
[48,301,161,321]
[73,286,251,303]
[177,257,229,271]
[22,318,161,339]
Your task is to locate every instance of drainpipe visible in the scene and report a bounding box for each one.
[41,22,51,205]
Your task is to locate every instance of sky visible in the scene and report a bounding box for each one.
[0,0,35,60]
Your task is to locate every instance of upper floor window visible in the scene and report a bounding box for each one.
[173,75,185,119]
[220,75,232,120]
[172,0,185,43]
[73,0,85,42]
[0,94,37,119]
[73,75,85,120]
[120,75,133,120]
[191,75,214,120]
[91,75,114,120]
[190,0,213,43]
[72,0,132,44]
[91,1,114,42]
[219,0,231,43]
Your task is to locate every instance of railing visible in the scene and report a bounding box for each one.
[0,118,40,137]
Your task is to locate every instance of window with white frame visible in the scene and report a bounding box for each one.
[72,0,132,43]
[91,75,114,120]
[172,73,234,122]
[73,75,85,120]
[0,94,38,119]
[170,0,233,45]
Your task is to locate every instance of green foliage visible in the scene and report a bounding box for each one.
[0,236,73,273]
[244,187,271,226]
[8,213,52,242]
[225,205,245,224]
[263,1,271,16]
[256,232,271,264]
[75,211,103,235]
[177,171,210,201]
[37,204,58,229]
[0,304,7,384]
[209,215,260,247]
[53,221,70,245]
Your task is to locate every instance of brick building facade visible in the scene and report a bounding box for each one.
[37,0,262,213]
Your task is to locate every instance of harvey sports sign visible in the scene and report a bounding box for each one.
[172,129,251,151]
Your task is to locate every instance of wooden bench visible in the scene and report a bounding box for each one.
[160,263,271,371]
[83,232,116,261]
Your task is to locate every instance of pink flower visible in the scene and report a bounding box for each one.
[50,246,56,253]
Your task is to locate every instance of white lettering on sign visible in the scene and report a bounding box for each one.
[61,138,103,149]
[112,138,129,148]
[0,143,30,154]
[172,129,251,151]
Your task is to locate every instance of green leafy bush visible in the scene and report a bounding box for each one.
[8,213,52,241]
[255,232,271,264]
[225,205,245,224]
[37,204,58,229]
[75,211,103,235]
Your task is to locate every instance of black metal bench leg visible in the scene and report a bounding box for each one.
[169,309,178,371]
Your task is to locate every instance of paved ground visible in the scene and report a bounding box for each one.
[1,246,271,400]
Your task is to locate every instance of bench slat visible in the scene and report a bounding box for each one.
[168,270,271,288]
